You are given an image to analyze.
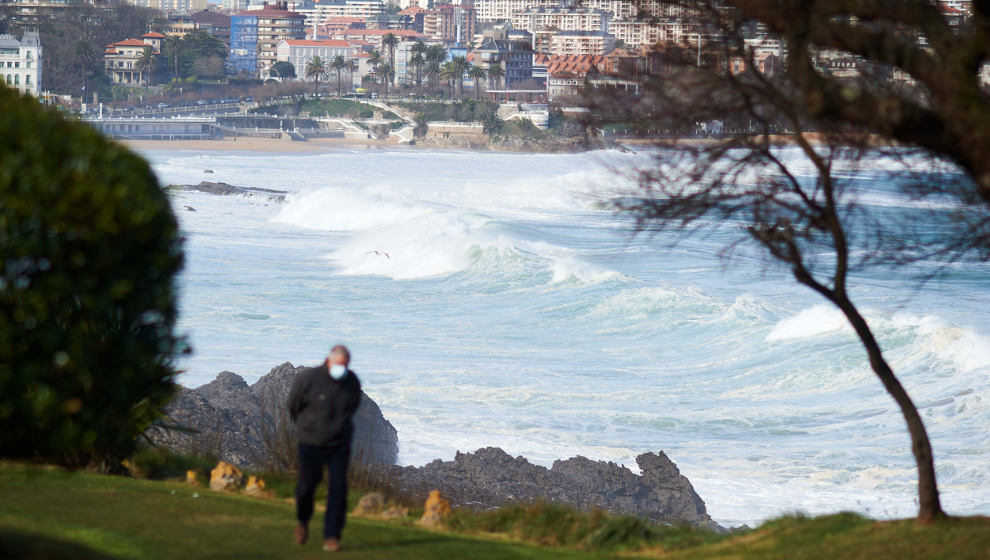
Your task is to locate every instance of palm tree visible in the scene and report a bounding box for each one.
[425,60,442,95]
[374,62,395,99]
[486,64,505,90]
[135,47,160,86]
[410,52,425,90]
[330,54,347,96]
[425,44,448,95]
[381,33,399,87]
[367,49,383,72]
[73,40,93,97]
[410,40,427,60]
[305,55,329,95]
[165,36,182,83]
[346,59,359,93]
[450,56,469,98]
[440,61,459,98]
[468,64,486,99]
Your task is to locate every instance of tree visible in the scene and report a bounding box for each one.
[368,49,383,72]
[174,30,227,80]
[375,62,395,99]
[330,54,347,97]
[165,36,181,83]
[410,40,427,89]
[134,46,159,86]
[381,33,399,87]
[72,40,94,98]
[425,44,447,94]
[440,61,459,97]
[272,60,296,80]
[468,64,487,99]
[0,86,184,470]
[305,55,329,95]
[412,112,430,138]
[585,0,990,524]
[410,52,426,90]
[486,63,504,90]
[481,110,502,136]
[425,60,442,95]
[722,0,990,210]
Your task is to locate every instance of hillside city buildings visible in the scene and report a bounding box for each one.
[0,0,979,105]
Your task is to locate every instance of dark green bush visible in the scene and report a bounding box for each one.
[0,86,184,470]
[130,448,215,480]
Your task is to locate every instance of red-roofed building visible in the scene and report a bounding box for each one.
[316,17,367,36]
[534,53,607,77]
[105,35,161,86]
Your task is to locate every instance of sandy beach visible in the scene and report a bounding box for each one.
[122,136,403,153]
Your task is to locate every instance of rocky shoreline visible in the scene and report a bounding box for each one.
[151,363,722,532]
[377,446,724,532]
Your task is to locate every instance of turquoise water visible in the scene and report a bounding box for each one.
[145,147,990,527]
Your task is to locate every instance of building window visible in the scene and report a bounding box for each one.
[5,75,10,84]
[25,75,30,85]
[14,74,19,85]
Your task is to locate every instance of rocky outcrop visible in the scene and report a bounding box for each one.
[171,181,286,202]
[378,447,722,532]
[147,363,399,469]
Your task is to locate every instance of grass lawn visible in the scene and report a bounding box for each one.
[0,462,987,560]
[0,463,601,560]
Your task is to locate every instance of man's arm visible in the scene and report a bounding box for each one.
[287,371,307,423]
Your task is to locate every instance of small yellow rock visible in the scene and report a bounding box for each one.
[186,470,201,486]
[419,489,452,527]
[209,461,244,492]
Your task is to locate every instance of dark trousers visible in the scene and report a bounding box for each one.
[296,443,350,539]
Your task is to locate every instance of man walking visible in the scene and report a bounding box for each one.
[288,345,362,552]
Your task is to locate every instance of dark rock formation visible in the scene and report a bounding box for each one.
[147,363,398,469]
[173,181,286,202]
[379,447,723,532]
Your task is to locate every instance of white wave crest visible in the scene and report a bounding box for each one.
[766,304,850,342]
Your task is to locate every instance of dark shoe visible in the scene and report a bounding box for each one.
[294,525,308,545]
[323,538,341,552]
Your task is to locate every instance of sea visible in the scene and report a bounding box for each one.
[142,146,990,528]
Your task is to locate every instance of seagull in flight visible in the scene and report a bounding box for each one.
[366,250,390,260]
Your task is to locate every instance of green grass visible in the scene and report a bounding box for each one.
[0,463,602,560]
[664,512,990,560]
[0,462,987,560]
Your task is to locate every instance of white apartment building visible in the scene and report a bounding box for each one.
[510,7,610,33]
[474,0,558,22]
[124,0,207,15]
[567,0,682,19]
[548,30,615,55]
[265,0,383,27]
[607,18,689,47]
[275,38,352,79]
[0,31,42,96]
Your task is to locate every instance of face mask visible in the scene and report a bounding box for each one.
[329,364,347,380]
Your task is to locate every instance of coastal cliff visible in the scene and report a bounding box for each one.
[149,363,720,531]
[379,446,723,532]
[146,363,399,468]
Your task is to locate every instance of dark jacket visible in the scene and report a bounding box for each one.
[287,363,362,448]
